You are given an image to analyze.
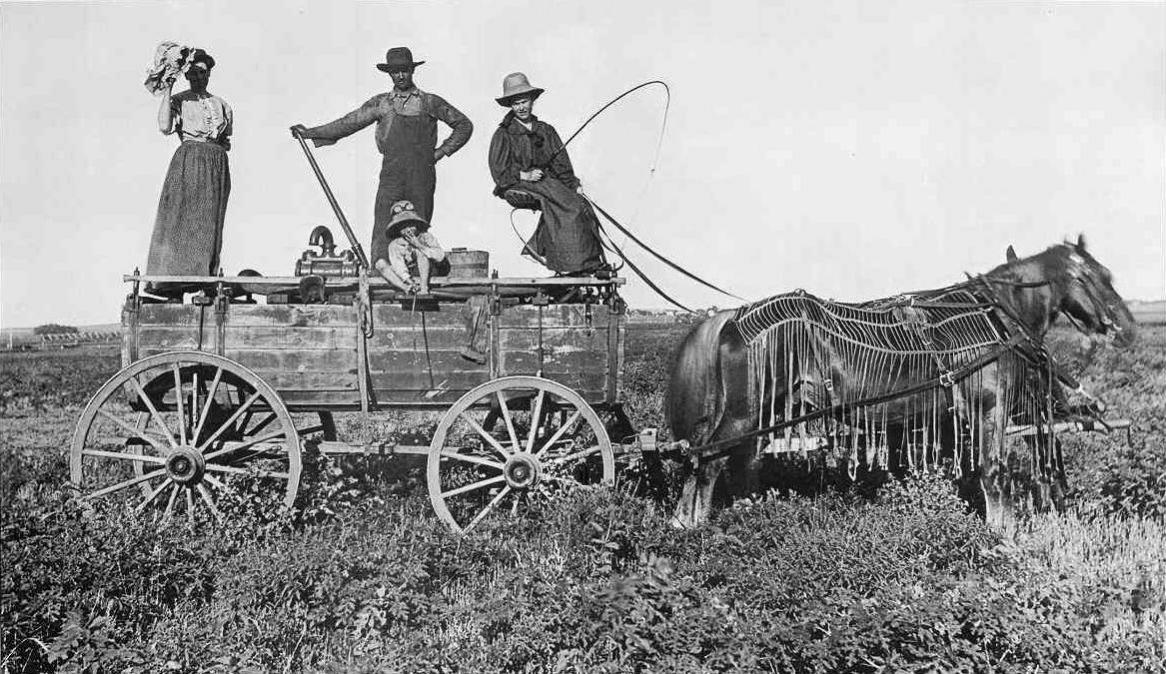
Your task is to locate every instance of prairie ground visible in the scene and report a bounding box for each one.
[1,325,1163,672]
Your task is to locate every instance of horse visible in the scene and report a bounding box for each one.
[665,236,1137,529]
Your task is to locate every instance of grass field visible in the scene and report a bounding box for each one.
[1,325,1164,672]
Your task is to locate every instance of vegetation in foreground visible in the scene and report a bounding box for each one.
[1,326,1164,672]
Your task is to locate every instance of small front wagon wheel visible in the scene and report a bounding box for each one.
[70,351,303,522]
[427,376,614,533]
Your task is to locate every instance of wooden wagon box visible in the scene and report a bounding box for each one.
[122,298,623,411]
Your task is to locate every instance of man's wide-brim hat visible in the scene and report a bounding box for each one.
[386,200,429,238]
[376,47,425,73]
[496,72,544,106]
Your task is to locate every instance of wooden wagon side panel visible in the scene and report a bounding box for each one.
[365,303,490,406]
[127,303,363,409]
[495,303,621,406]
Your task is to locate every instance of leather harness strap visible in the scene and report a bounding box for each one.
[689,333,1028,461]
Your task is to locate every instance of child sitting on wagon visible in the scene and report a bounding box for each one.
[375,200,447,294]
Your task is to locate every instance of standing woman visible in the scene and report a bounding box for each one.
[145,48,232,296]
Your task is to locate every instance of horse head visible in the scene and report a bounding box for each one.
[996,235,1137,346]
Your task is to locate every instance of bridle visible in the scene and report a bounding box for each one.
[979,251,1125,338]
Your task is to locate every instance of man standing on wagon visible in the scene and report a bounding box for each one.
[291,47,472,274]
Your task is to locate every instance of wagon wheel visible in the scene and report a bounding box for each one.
[70,351,303,522]
[427,376,614,533]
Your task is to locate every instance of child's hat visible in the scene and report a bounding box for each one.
[387,200,429,237]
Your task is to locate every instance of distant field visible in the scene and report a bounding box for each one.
[1130,300,1166,325]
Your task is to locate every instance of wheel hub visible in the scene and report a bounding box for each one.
[503,453,542,489]
[165,447,206,485]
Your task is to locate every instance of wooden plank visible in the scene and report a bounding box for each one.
[138,304,207,326]
[496,329,607,352]
[495,304,613,329]
[259,371,359,390]
[138,326,206,351]
[279,390,364,409]
[222,325,356,349]
[368,371,490,391]
[367,349,489,375]
[226,305,357,327]
[499,350,608,377]
[368,327,479,351]
[225,349,357,373]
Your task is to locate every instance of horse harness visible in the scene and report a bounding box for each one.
[683,277,1102,464]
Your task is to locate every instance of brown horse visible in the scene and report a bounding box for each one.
[666,237,1137,528]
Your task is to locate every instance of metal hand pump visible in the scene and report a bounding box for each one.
[290,127,370,269]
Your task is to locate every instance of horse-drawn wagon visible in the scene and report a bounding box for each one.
[68,261,662,532]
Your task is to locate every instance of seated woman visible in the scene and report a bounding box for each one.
[487,73,606,276]
[145,47,233,297]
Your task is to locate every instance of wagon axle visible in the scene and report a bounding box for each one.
[503,453,542,489]
[164,447,206,485]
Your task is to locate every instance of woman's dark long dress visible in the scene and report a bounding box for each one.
[146,90,232,293]
[488,113,605,274]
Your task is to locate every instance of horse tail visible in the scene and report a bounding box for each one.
[666,310,739,445]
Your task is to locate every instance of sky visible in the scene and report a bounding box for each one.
[1,0,1163,328]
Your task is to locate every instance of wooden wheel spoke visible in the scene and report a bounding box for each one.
[204,473,226,490]
[467,485,513,531]
[81,449,166,464]
[163,484,179,521]
[129,377,177,449]
[524,389,547,454]
[196,484,222,521]
[245,412,278,437]
[185,487,195,522]
[192,367,224,445]
[203,428,290,461]
[84,467,168,500]
[495,391,521,452]
[441,475,505,499]
[135,478,174,513]
[439,450,503,471]
[172,364,186,445]
[195,390,262,453]
[459,412,511,459]
[205,463,290,480]
[534,410,583,459]
[95,410,168,453]
[190,371,199,439]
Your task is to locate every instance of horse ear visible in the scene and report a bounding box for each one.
[1076,233,1087,250]
[1006,245,1018,262]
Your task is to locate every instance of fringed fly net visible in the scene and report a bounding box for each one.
[733,283,1060,478]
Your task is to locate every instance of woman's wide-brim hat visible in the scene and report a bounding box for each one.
[376,46,425,73]
[386,200,430,238]
[496,72,544,106]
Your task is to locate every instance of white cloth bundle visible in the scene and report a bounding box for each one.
[143,41,194,96]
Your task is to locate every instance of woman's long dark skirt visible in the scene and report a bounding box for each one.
[146,141,230,293]
[519,178,605,274]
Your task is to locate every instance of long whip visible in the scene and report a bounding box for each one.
[583,192,746,302]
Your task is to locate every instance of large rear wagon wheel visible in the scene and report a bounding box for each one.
[427,376,614,533]
[70,351,303,522]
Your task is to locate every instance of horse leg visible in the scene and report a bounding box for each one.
[977,378,1015,530]
[671,415,755,528]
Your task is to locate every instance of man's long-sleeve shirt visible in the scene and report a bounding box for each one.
[305,86,472,157]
